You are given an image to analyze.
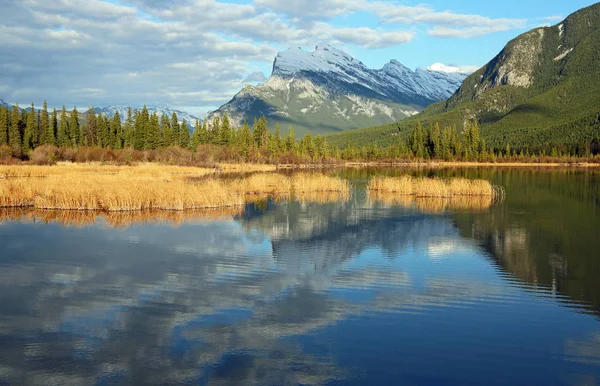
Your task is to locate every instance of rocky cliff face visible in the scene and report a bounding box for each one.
[446,2,600,112]
[209,43,469,135]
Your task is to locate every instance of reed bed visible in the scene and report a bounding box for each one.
[0,163,214,179]
[291,173,350,193]
[0,166,350,212]
[367,176,504,200]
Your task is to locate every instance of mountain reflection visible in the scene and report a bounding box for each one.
[0,197,502,385]
[0,169,599,385]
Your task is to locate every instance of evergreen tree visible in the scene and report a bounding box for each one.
[96,113,108,147]
[170,113,180,146]
[200,120,209,145]
[450,125,462,158]
[39,101,50,145]
[179,120,190,148]
[147,113,160,149]
[0,106,8,146]
[9,105,22,151]
[57,106,69,147]
[111,111,122,149]
[123,107,134,147]
[191,120,202,149]
[47,108,57,146]
[300,133,315,159]
[253,116,268,148]
[314,134,326,159]
[410,121,425,158]
[160,114,172,147]
[133,106,149,150]
[238,120,252,156]
[219,114,232,145]
[69,107,80,146]
[83,107,97,146]
[209,116,220,145]
[286,126,297,153]
[23,104,36,152]
[431,122,441,158]
[274,123,282,152]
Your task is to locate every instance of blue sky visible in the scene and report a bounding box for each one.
[0,0,597,114]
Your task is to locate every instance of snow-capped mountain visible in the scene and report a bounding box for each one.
[209,43,471,135]
[91,105,201,124]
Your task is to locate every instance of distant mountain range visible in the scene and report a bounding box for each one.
[209,43,470,135]
[0,100,201,125]
[89,105,201,124]
[329,3,600,151]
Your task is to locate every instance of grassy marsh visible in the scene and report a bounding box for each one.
[0,164,350,211]
[367,176,504,199]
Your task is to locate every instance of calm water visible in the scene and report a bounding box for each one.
[1,168,600,385]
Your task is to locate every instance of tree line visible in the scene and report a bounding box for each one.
[0,101,597,163]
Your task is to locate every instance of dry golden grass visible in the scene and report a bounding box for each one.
[0,163,214,179]
[291,172,350,193]
[219,163,277,172]
[0,166,350,212]
[367,176,503,199]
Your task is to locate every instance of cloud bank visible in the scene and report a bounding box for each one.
[0,0,536,113]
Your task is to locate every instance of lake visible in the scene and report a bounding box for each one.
[0,167,599,385]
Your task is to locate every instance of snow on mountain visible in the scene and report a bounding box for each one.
[91,105,201,124]
[209,43,470,135]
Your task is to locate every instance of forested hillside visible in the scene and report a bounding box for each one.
[328,3,600,156]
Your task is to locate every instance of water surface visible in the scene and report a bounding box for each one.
[1,168,599,385]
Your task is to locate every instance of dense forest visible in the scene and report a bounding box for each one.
[0,102,598,165]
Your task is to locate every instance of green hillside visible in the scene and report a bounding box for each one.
[328,3,600,154]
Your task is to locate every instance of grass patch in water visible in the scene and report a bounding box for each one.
[0,165,350,211]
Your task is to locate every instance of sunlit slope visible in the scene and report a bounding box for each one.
[328,3,600,151]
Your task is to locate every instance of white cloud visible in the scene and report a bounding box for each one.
[0,0,551,111]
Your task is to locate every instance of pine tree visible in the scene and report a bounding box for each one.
[450,125,462,158]
[191,120,202,149]
[300,132,315,159]
[0,106,8,146]
[147,113,160,149]
[220,114,232,145]
[238,120,252,156]
[314,134,326,159]
[410,121,425,158]
[170,113,180,146]
[9,105,22,152]
[432,122,441,159]
[286,126,296,153]
[38,101,50,145]
[253,116,268,148]
[111,111,122,149]
[134,106,149,150]
[160,114,172,147]
[56,106,68,147]
[179,120,190,148]
[123,107,134,147]
[274,122,282,152]
[201,121,210,145]
[23,104,36,152]
[96,114,108,147]
[69,107,80,146]
[209,116,220,145]
[46,108,57,146]
[83,107,97,146]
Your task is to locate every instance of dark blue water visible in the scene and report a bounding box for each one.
[0,168,599,385]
